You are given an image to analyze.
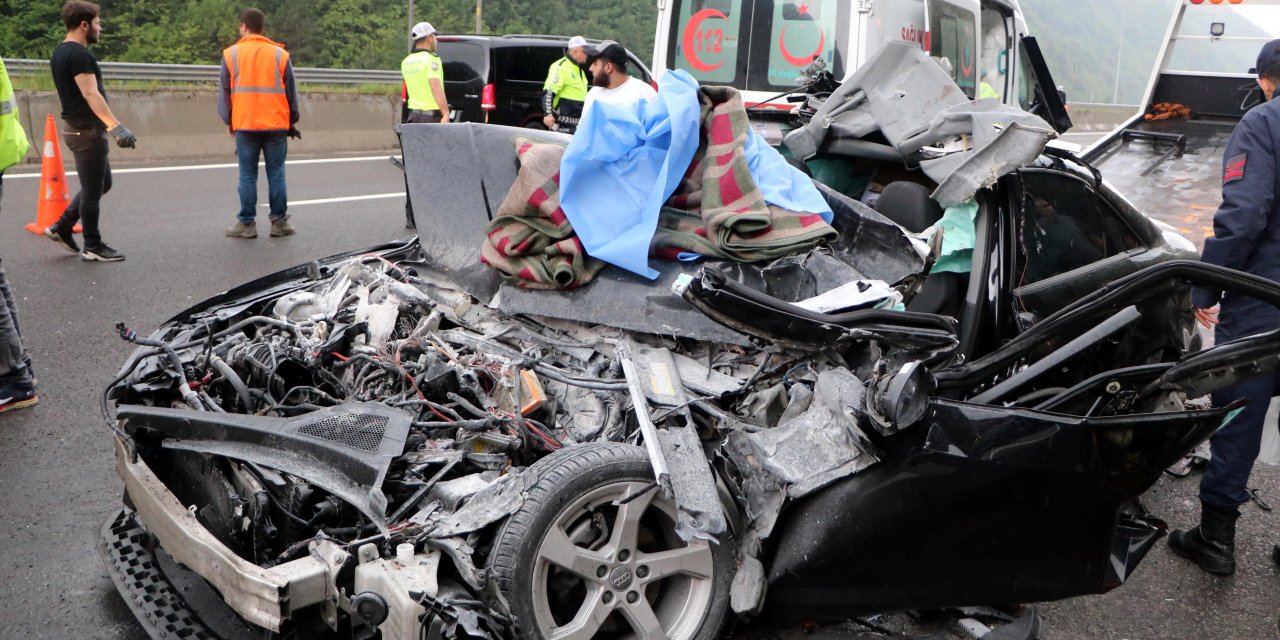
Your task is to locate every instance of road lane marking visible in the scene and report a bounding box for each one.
[263,192,405,207]
[3,154,393,179]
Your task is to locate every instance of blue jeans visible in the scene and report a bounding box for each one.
[235,131,288,224]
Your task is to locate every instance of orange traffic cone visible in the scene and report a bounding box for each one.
[26,114,80,235]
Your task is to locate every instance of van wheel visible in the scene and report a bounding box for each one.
[489,443,733,640]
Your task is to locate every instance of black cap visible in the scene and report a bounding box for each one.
[1252,39,1280,75]
[585,40,627,64]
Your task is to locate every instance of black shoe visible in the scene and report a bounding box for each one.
[81,244,126,262]
[44,225,79,253]
[0,377,37,413]
[1169,502,1239,575]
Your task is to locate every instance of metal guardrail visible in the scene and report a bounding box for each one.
[3,58,400,85]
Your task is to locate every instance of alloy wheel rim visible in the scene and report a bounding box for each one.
[530,480,715,640]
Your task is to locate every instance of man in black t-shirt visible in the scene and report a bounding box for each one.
[44,1,137,263]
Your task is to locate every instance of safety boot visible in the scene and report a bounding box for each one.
[225,221,258,238]
[1168,502,1240,575]
[269,218,296,237]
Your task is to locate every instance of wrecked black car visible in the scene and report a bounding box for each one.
[102,42,1280,640]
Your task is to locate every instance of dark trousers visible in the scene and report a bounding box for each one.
[1201,322,1280,509]
[56,124,111,248]
[0,172,32,383]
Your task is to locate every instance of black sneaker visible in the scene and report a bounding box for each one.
[82,244,126,262]
[44,225,79,253]
[0,378,37,413]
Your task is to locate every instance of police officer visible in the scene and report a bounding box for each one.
[542,36,590,133]
[1168,40,1280,576]
[401,22,449,125]
[0,58,38,412]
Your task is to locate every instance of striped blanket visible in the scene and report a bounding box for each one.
[482,87,836,289]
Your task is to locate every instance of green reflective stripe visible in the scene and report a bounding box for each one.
[230,86,287,95]
[0,100,13,116]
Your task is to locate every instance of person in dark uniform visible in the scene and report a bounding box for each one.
[1168,40,1280,576]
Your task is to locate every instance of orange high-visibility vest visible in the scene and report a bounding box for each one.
[223,34,290,131]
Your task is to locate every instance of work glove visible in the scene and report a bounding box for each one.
[108,123,136,149]
[288,126,302,139]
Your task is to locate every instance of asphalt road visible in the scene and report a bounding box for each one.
[0,150,1277,640]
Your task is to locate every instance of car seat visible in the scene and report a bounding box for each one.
[875,182,967,318]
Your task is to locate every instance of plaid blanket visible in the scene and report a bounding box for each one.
[654,86,836,262]
[480,138,605,289]
[482,87,836,288]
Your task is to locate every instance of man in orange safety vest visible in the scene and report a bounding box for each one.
[218,8,300,239]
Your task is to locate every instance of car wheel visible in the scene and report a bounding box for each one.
[489,443,733,640]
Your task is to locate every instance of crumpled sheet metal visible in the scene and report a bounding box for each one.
[427,469,536,539]
[726,368,880,551]
[783,40,1056,207]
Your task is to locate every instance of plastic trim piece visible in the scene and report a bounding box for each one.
[98,508,223,640]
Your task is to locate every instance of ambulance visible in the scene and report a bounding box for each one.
[651,0,1071,139]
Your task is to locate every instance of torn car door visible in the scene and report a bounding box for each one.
[760,399,1234,621]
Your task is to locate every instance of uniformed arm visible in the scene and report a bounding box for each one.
[217,58,232,127]
[542,61,561,127]
[429,77,449,122]
[1194,114,1278,309]
[74,73,119,129]
[283,59,300,125]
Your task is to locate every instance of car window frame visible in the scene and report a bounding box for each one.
[1010,167,1149,295]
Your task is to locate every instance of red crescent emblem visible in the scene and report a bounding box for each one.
[960,25,974,78]
[778,24,826,67]
[682,9,728,72]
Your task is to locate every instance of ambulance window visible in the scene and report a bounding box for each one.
[929,3,978,99]
[746,0,848,92]
[1016,41,1033,111]
[979,7,1010,101]
[670,0,746,85]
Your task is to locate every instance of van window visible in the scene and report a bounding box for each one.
[499,47,563,84]
[979,7,1010,101]
[929,3,978,99]
[668,0,848,93]
[438,41,486,83]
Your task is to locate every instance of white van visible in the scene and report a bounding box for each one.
[651,0,1070,137]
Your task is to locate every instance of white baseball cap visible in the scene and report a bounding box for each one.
[567,36,587,49]
[410,22,436,40]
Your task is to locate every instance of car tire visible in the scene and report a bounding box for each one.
[489,443,734,640]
